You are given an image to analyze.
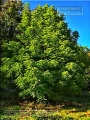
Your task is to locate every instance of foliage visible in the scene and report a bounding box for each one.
[1,3,90,102]
[0,0,23,91]
[0,0,22,40]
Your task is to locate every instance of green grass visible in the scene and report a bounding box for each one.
[0,91,90,120]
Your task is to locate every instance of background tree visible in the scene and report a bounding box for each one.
[0,0,22,40]
[85,48,90,91]
[0,0,22,93]
[1,4,90,102]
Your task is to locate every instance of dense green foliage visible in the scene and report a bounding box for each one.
[0,0,22,89]
[0,0,22,40]
[1,1,90,102]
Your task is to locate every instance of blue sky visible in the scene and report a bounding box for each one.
[22,0,90,48]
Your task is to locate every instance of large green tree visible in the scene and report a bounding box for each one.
[1,4,90,102]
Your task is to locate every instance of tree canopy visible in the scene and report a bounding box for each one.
[1,2,90,102]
